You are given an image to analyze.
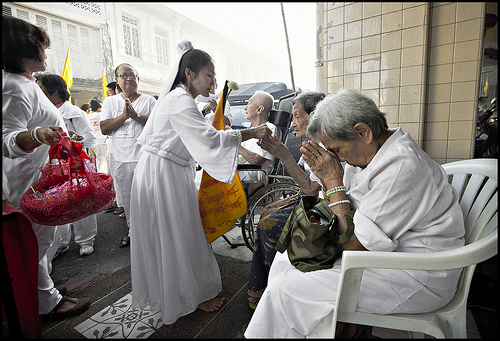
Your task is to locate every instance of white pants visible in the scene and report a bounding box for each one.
[62,214,97,246]
[108,152,122,207]
[114,161,137,235]
[31,222,64,314]
[91,143,108,174]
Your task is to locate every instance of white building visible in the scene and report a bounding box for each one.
[3,2,287,107]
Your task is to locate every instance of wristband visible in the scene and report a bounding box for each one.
[323,186,347,198]
[328,199,350,208]
[32,127,43,145]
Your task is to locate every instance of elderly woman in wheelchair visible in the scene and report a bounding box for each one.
[244,88,466,338]
[247,91,326,309]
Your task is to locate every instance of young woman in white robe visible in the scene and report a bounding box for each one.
[129,41,272,325]
[244,88,465,338]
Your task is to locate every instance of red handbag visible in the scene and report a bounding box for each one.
[20,131,115,226]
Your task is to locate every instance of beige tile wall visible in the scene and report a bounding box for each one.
[318,2,486,164]
[427,2,484,163]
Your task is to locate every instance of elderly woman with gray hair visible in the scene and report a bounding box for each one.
[244,88,465,338]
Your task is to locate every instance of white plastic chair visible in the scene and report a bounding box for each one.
[308,158,498,339]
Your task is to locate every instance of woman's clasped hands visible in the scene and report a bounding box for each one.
[300,140,344,187]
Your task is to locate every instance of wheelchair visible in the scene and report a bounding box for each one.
[234,92,302,251]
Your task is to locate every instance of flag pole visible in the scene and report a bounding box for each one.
[281,2,296,92]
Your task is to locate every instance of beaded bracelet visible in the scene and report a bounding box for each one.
[328,199,350,208]
[323,186,347,198]
[31,127,43,145]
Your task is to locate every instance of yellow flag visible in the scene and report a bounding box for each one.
[198,80,247,243]
[60,50,72,99]
[483,79,489,97]
[102,70,108,100]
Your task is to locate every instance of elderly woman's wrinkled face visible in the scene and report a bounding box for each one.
[291,102,309,139]
[317,131,372,169]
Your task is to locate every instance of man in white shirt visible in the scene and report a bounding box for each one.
[238,91,277,195]
[100,63,157,247]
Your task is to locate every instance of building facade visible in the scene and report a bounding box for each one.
[315,2,498,163]
[3,2,286,107]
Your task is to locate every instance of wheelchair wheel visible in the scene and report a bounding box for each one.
[241,182,300,251]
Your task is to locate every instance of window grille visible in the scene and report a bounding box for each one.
[122,15,140,58]
[155,28,169,65]
[67,2,101,15]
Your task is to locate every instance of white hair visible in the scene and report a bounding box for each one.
[253,90,274,114]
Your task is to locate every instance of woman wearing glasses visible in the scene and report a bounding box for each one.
[100,63,157,247]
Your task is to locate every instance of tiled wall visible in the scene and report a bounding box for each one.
[317,2,486,164]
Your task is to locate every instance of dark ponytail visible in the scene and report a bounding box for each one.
[171,49,212,91]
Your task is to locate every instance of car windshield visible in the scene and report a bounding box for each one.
[230,103,251,129]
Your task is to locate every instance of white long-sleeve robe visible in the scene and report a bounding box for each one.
[244,127,465,338]
[130,86,242,325]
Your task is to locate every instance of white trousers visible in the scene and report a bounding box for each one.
[31,222,64,314]
[91,143,108,174]
[114,161,137,234]
[108,152,122,207]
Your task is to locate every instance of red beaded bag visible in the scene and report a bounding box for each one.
[20,131,115,226]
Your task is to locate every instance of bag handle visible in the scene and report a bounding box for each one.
[48,130,90,176]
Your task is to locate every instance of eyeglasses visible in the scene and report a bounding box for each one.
[118,74,137,80]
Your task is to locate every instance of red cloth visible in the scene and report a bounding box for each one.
[2,205,41,338]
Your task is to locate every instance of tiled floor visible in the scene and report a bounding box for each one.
[73,295,481,339]
[74,293,162,339]
[71,227,484,339]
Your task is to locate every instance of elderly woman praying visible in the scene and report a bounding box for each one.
[244,88,465,338]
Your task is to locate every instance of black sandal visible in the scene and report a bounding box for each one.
[119,236,130,247]
[47,296,91,317]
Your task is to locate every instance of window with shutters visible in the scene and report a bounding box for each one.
[122,15,140,58]
[80,27,91,55]
[2,5,13,16]
[155,28,169,64]
[16,8,29,22]
[67,23,79,54]
[51,19,65,52]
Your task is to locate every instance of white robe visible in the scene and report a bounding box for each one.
[130,86,242,325]
[244,127,465,338]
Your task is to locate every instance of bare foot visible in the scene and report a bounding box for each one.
[197,297,225,312]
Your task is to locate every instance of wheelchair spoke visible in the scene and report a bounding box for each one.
[241,182,300,251]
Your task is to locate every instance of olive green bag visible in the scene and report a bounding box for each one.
[275,196,355,272]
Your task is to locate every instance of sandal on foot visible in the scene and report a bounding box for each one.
[248,297,260,310]
[119,236,130,247]
[49,296,91,317]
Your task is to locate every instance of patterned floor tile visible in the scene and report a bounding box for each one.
[75,293,162,339]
